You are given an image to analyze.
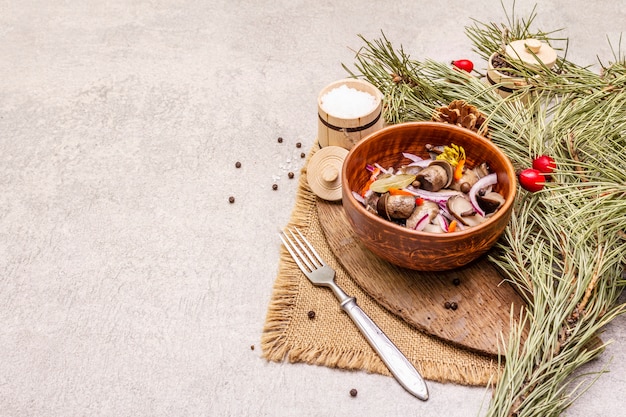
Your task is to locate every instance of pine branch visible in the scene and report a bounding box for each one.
[343,6,626,416]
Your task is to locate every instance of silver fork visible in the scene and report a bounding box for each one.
[280,227,429,401]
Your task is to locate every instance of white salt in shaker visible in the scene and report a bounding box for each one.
[317,78,384,150]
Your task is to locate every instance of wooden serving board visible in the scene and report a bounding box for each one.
[317,198,528,357]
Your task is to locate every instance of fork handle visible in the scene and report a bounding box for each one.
[340,297,429,401]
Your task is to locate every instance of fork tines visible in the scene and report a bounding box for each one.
[280,228,324,273]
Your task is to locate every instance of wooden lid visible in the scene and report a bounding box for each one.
[505,39,557,69]
[307,145,348,201]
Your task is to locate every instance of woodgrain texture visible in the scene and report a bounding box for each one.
[318,198,528,357]
[341,122,517,271]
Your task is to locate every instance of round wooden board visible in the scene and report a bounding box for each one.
[317,198,528,357]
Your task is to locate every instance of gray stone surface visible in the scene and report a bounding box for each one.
[0,1,624,416]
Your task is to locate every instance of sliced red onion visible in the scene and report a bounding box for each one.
[365,164,376,173]
[436,213,449,232]
[351,191,366,206]
[468,173,498,217]
[407,159,432,168]
[374,163,392,175]
[413,213,430,231]
[402,152,423,162]
[404,187,465,204]
[439,205,455,222]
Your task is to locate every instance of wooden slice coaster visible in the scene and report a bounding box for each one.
[317,198,528,357]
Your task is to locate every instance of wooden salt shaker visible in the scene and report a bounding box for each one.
[317,78,384,150]
[486,38,557,100]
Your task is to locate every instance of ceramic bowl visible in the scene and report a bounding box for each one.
[341,121,516,271]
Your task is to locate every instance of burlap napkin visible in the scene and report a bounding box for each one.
[261,146,499,386]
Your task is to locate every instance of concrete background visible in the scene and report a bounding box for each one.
[0,1,624,416]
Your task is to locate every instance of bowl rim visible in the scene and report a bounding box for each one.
[342,121,517,239]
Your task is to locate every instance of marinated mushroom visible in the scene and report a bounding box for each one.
[364,192,380,215]
[474,162,490,178]
[415,160,453,191]
[450,168,480,193]
[425,143,445,159]
[459,214,486,227]
[446,195,476,226]
[476,191,505,214]
[406,200,439,229]
[377,193,416,220]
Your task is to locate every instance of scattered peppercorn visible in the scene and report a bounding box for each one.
[228,196,235,204]
[296,142,302,148]
[250,345,255,350]
[444,301,451,309]
[450,301,458,311]
[307,310,316,319]
[288,172,295,179]
[452,278,461,286]
[491,52,518,77]
[235,161,241,168]
[349,388,358,397]
[272,184,278,190]
[300,152,305,158]
[277,137,283,143]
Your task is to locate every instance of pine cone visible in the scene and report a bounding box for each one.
[432,100,489,137]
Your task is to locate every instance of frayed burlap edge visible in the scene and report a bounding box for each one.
[261,143,500,387]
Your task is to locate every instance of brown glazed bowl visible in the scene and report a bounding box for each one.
[341,122,516,271]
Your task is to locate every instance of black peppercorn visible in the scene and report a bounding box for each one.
[272,184,278,190]
[296,142,302,148]
[452,278,461,286]
[228,196,235,204]
[450,301,458,310]
[300,152,305,158]
[444,301,451,309]
[307,310,315,319]
[235,161,241,168]
[250,345,255,350]
[277,137,283,143]
[349,388,358,397]
[288,172,294,179]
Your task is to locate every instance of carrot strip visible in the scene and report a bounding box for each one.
[388,188,414,196]
[360,167,381,196]
[454,159,465,181]
[360,179,374,196]
[448,220,458,232]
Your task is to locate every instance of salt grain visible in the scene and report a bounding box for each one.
[320,84,377,118]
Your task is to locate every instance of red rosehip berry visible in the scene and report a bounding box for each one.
[518,168,545,192]
[451,59,474,73]
[532,155,556,174]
